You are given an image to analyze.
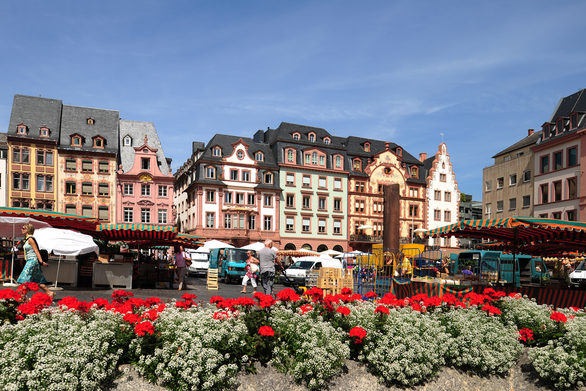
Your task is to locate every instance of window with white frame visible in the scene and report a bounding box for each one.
[141,184,150,196]
[206,212,215,228]
[318,219,326,233]
[264,172,273,184]
[236,193,244,204]
[36,175,53,192]
[302,218,310,232]
[141,208,151,223]
[509,174,517,186]
[158,185,168,197]
[334,178,341,190]
[230,169,238,180]
[206,190,215,202]
[264,216,272,231]
[124,207,133,223]
[286,173,294,185]
[124,183,133,195]
[333,220,341,234]
[248,215,255,230]
[158,209,167,224]
[318,177,326,188]
[286,217,294,231]
[496,200,504,212]
[334,198,341,211]
[302,175,310,187]
[264,195,272,207]
[224,192,233,204]
[242,171,250,182]
[247,193,255,205]
[224,214,232,229]
[206,166,215,178]
[255,152,263,161]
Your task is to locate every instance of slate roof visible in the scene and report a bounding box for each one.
[202,134,278,167]
[549,88,586,122]
[119,120,172,175]
[59,105,119,155]
[492,131,542,158]
[266,122,348,150]
[8,95,63,142]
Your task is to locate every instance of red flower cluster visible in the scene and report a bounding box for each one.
[17,282,39,295]
[304,287,324,302]
[276,288,300,302]
[550,311,567,323]
[16,292,53,317]
[336,306,351,316]
[258,325,275,337]
[341,287,353,295]
[111,290,134,303]
[299,304,313,314]
[364,291,377,299]
[480,304,502,316]
[349,326,367,344]
[374,305,389,314]
[0,288,22,301]
[518,328,534,342]
[134,320,155,336]
[175,293,198,309]
[254,292,275,309]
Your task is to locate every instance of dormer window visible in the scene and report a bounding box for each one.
[255,151,264,161]
[93,136,104,149]
[205,166,216,179]
[543,123,551,138]
[264,172,273,184]
[335,155,342,168]
[353,159,361,171]
[570,113,579,129]
[308,132,316,142]
[71,135,82,146]
[396,147,402,156]
[123,136,132,146]
[292,132,300,140]
[287,149,294,163]
[364,142,371,152]
[16,124,27,135]
[87,118,95,125]
[411,166,418,178]
[323,137,331,144]
[39,126,50,137]
[212,146,222,157]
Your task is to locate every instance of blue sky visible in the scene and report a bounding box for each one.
[2,1,586,200]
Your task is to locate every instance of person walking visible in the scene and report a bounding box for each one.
[174,245,190,291]
[241,250,260,293]
[16,224,55,298]
[258,239,277,295]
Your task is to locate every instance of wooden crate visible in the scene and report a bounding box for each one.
[305,271,319,288]
[317,267,343,295]
[207,268,219,290]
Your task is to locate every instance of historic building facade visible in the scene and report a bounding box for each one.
[116,120,174,225]
[347,139,426,252]
[423,143,459,248]
[57,105,119,222]
[532,89,586,220]
[483,129,541,220]
[253,123,349,252]
[0,133,8,207]
[177,134,280,247]
[7,95,61,210]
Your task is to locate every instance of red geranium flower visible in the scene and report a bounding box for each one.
[258,325,275,337]
[518,328,534,342]
[364,291,377,298]
[0,288,21,301]
[123,313,142,324]
[299,304,313,314]
[336,306,351,316]
[480,304,502,316]
[210,296,224,304]
[349,326,367,343]
[550,311,567,323]
[276,288,300,302]
[134,320,155,336]
[375,305,389,314]
[341,287,353,295]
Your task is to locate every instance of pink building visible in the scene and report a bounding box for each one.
[116,120,174,225]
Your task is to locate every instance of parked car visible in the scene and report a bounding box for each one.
[279,256,342,286]
[568,260,586,288]
[186,250,209,277]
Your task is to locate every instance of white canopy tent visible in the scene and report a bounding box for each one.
[34,228,99,289]
[241,242,279,252]
[190,240,235,253]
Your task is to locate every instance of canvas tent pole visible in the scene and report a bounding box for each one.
[52,254,63,290]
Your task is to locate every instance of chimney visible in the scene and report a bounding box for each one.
[528,129,534,136]
[419,152,427,162]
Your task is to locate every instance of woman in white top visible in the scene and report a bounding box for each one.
[241,250,260,294]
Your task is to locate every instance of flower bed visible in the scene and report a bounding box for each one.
[0,284,584,390]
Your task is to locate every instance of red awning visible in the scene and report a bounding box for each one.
[0,207,98,233]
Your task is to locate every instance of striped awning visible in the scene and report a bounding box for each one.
[0,207,98,233]
[425,217,586,250]
[96,223,178,241]
[174,233,205,247]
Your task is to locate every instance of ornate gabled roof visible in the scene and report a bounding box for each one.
[119,119,171,175]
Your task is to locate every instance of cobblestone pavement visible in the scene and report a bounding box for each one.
[50,275,270,303]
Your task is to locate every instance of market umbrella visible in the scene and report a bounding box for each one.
[34,227,99,289]
[241,242,279,252]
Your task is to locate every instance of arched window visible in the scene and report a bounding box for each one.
[71,135,82,146]
[87,118,95,125]
[411,166,418,177]
[364,142,370,152]
[123,136,132,146]
[16,124,27,135]
[287,149,294,162]
[292,133,300,140]
[323,137,331,144]
[39,127,50,137]
[284,243,296,250]
[93,136,104,149]
[396,147,402,156]
[353,159,361,171]
[255,152,264,161]
[212,147,222,157]
[317,244,328,252]
[308,133,316,142]
[236,150,244,159]
[335,155,342,168]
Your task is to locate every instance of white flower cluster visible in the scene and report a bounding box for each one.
[133,306,248,391]
[352,304,449,387]
[439,307,522,374]
[529,315,586,390]
[270,307,349,390]
[498,296,558,341]
[0,310,123,391]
